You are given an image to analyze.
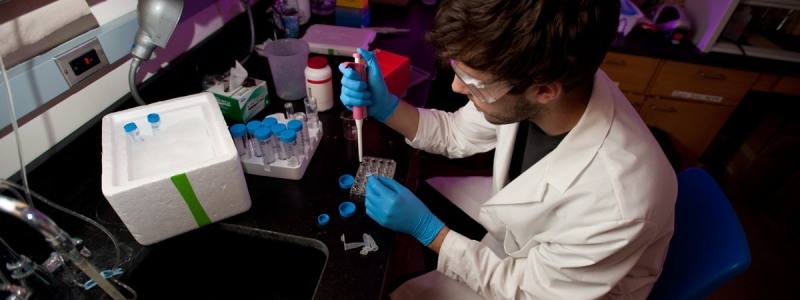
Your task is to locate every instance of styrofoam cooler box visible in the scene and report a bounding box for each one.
[101,92,251,245]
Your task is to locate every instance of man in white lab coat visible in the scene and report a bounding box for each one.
[338,0,678,299]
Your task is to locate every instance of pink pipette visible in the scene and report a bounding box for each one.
[352,53,368,162]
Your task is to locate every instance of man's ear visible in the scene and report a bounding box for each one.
[525,82,562,105]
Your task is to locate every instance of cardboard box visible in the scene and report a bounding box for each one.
[206,77,269,122]
[376,48,410,96]
[337,0,368,9]
[335,5,370,27]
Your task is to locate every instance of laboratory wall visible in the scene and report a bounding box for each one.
[1,0,259,179]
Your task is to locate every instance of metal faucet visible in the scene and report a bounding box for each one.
[0,195,126,300]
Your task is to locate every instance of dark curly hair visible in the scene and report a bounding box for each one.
[426,0,620,91]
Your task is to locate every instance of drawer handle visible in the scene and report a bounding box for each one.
[697,71,726,80]
[650,105,677,113]
[604,59,627,66]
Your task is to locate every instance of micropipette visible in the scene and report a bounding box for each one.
[352,53,368,162]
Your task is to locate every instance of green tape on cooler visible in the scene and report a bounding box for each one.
[170,173,212,227]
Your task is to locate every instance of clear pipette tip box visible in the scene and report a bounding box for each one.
[350,156,396,202]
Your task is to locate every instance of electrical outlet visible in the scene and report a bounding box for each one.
[53,37,110,87]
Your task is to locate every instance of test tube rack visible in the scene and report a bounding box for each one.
[240,113,323,180]
[350,156,397,202]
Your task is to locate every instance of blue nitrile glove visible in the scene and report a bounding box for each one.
[338,48,400,122]
[364,175,444,246]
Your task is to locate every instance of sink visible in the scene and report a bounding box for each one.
[121,224,327,299]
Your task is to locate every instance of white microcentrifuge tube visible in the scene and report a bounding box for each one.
[124,122,144,142]
[147,113,160,132]
[229,123,248,157]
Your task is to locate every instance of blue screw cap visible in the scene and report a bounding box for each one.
[280,130,297,143]
[339,201,356,218]
[262,116,278,128]
[254,127,272,140]
[339,174,354,189]
[270,123,287,136]
[124,122,138,133]
[147,113,160,123]
[229,123,247,137]
[287,119,303,132]
[317,214,330,226]
[246,120,262,134]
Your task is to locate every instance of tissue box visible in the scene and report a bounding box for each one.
[376,49,410,96]
[100,93,252,245]
[206,76,269,122]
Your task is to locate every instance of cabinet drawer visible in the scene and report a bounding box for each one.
[601,52,660,93]
[640,97,734,158]
[649,61,758,106]
[623,91,646,112]
[773,76,800,96]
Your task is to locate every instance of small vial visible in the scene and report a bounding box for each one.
[293,112,311,146]
[304,96,320,130]
[147,113,161,131]
[229,123,248,156]
[287,119,306,154]
[280,130,300,167]
[270,123,288,160]
[254,127,276,170]
[124,122,144,142]
[284,102,295,120]
[247,121,263,157]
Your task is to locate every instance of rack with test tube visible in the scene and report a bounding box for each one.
[230,110,322,180]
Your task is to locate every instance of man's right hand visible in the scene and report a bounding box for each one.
[338,48,400,122]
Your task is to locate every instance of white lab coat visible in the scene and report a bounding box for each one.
[395,70,678,299]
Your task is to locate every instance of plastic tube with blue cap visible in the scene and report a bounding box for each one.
[229,123,248,157]
[125,122,144,142]
[246,120,263,157]
[254,127,276,171]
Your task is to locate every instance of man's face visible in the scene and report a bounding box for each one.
[450,62,542,125]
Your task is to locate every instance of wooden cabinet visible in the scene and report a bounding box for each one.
[773,76,800,96]
[601,52,660,93]
[639,97,735,160]
[603,52,760,164]
[649,61,758,106]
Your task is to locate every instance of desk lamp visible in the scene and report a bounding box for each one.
[129,0,184,106]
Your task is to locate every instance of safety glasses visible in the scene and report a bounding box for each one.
[450,59,513,104]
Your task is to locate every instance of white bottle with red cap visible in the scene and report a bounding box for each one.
[304,56,333,112]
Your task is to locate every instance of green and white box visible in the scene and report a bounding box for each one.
[207,77,269,122]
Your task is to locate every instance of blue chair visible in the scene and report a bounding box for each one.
[648,167,752,300]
